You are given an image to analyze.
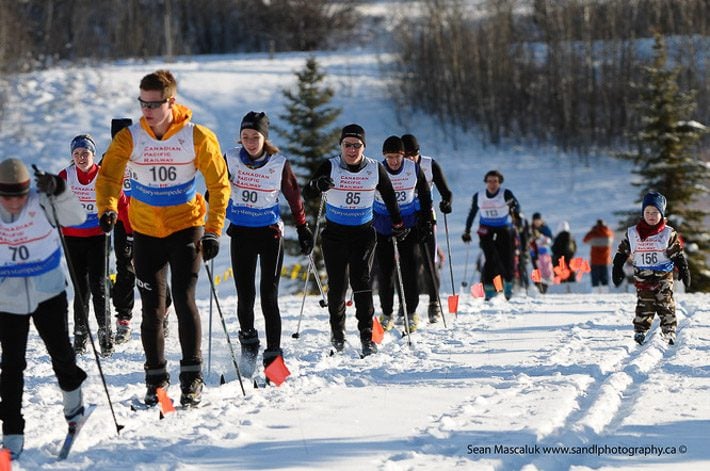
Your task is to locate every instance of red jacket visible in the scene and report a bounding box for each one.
[583,223,614,265]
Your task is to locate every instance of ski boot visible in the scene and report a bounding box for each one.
[379,314,395,331]
[114,318,131,344]
[634,331,646,345]
[2,434,23,460]
[405,313,419,333]
[263,348,283,369]
[179,366,204,407]
[62,386,85,424]
[238,329,260,378]
[330,334,345,353]
[98,327,114,357]
[504,281,514,300]
[144,369,170,407]
[361,338,378,357]
[73,330,88,355]
[427,301,441,323]
[664,331,676,345]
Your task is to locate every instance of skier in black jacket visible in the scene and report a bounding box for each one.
[303,124,405,357]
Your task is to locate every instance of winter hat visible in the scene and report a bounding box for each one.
[556,221,570,233]
[70,134,96,155]
[642,191,666,217]
[240,111,269,139]
[340,124,366,147]
[0,158,31,196]
[532,212,542,221]
[401,134,419,154]
[382,136,404,154]
[111,118,133,138]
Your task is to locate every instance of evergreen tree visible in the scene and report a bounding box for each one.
[276,56,341,227]
[275,57,341,289]
[618,34,709,292]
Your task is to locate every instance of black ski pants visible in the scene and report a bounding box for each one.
[229,226,284,351]
[0,293,87,435]
[64,235,109,333]
[112,220,135,320]
[322,222,377,342]
[478,224,515,285]
[375,230,420,316]
[133,227,203,385]
[419,224,440,301]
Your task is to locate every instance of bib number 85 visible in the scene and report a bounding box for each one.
[345,192,361,205]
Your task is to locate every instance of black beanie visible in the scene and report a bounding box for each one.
[382,136,404,154]
[340,124,366,147]
[401,134,419,154]
[240,111,269,139]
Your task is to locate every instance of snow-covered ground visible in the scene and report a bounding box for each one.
[1,48,708,470]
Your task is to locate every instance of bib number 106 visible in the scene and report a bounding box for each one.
[149,166,177,182]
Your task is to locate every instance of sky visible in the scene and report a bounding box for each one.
[1,37,708,471]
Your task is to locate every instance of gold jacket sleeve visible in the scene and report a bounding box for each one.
[96,128,132,217]
[194,124,229,235]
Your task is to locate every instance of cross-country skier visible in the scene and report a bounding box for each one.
[224,111,312,376]
[0,159,87,460]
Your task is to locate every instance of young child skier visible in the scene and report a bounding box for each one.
[612,191,690,345]
[0,159,88,460]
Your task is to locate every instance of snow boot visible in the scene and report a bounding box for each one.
[238,329,260,378]
[427,301,441,323]
[330,333,345,353]
[114,318,131,344]
[179,365,204,407]
[634,332,646,345]
[379,314,395,331]
[98,327,114,357]
[2,434,23,460]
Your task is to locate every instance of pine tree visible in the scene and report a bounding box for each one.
[618,34,709,292]
[275,57,341,288]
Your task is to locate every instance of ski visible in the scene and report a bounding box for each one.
[57,404,96,460]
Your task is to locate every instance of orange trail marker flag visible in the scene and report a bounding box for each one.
[471,283,485,298]
[531,269,541,283]
[493,275,503,292]
[156,387,176,416]
[371,316,385,344]
[0,448,10,471]
[448,294,459,314]
[264,355,291,386]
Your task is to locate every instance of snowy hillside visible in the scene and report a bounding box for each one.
[1,49,708,470]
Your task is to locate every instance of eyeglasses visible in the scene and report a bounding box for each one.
[137,97,169,109]
[343,142,363,149]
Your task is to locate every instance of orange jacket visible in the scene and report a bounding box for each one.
[583,223,614,265]
[96,104,229,238]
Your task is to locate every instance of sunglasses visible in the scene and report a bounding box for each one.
[137,97,169,109]
[343,142,363,149]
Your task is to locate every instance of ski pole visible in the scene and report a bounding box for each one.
[462,243,471,288]
[443,213,459,316]
[34,166,124,434]
[104,233,112,346]
[203,261,246,397]
[419,238,447,328]
[308,253,327,308]
[292,195,325,339]
[392,236,412,347]
[207,258,213,376]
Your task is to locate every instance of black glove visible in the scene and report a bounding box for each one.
[439,200,452,214]
[612,252,627,287]
[34,172,64,196]
[200,232,220,261]
[310,175,335,193]
[418,218,434,242]
[124,235,134,259]
[99,211,118,233]
[674,255,691,289]
[462,231,472,243]
[296,224,314,255]
[391,222,410,242]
